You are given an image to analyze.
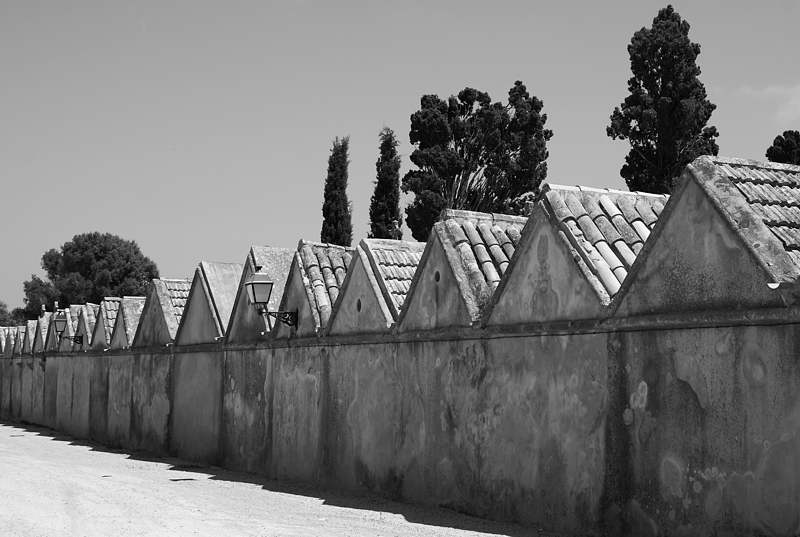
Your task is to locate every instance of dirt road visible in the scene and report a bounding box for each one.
[0,422,542,537]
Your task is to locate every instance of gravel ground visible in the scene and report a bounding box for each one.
[0,422,549,537]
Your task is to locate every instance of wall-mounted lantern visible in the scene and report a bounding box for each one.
[53,309,83,345]
[244,274,298,328]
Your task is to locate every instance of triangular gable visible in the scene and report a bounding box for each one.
[175,261,242,345]
[45,311,64,352]
[226,246,294,343]
[74,303,99,352]
[273,241,354,338]
[4,327,17,357]
[109,297,145,349]
[22,320,37,355]
[485,184,667,325]
[615,156,798,315]
[90,298,121,350]
[13,324,25,355]
[132,278,190,347]
[327,239,424,335]
[32,312,52,355]
[398,210,525,330]
[58,305,82,352]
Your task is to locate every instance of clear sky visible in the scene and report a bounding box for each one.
[1,0,798,307]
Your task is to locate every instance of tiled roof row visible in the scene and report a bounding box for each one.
[441,209,525,292]
[715,157,800,267]
[543,185,667,298]
[5,155,800,345]
[296,240,354,327]
[362,238,424,315]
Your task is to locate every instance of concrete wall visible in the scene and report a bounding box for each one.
[171,348,222,464]
[129,353,172,453]
[3,312,800,536]
[221,348,271,473]
[106,354,132,448]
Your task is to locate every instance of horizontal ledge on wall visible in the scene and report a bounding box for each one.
[6,304,800,359]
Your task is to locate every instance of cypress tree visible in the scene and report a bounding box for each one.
[607,5,719,194]
[369,128,402,239]
[320,136,353,246]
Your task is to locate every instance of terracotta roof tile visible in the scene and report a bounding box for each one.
[100,298,122,339]
[714,157,800,258]
[543,184,668,298]
[440,209,527,295]
[361,238,425,318]
[85,303,99,332]
[296,241,354,328]
[161,279,191,324]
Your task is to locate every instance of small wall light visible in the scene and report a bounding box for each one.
[244,274,298,328]
[53,309,83,345]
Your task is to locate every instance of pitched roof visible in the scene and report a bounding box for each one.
[360,238,425,319]
[542,184,668,300]
[4,327,16,355]
[119,296,146,346]
[162,278,191,325]
[99,298,122,343]
[249,247,295,315]
[82,303,99,335]
[13,324,25,354]
[198,261,243,333]
[143,278,192,342]
[34,312,52,352]
[705,157,800,280]
[293,240,354,329]
[424,209,526,322]
[68,305,82,333]
[24,320,37,353]
[5,327,18,356]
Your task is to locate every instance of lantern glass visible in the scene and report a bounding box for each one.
[53,311,67,333]
[244,274,274,307]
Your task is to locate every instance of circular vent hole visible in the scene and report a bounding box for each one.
[434,271,441,282]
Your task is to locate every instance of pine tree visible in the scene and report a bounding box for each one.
[766,130,800,165]
[320,136,353,246]
[402,81,551,241]
[607,5,719,194]
[369,128,402,239]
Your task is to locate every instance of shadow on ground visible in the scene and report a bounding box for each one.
[3,420,551,537]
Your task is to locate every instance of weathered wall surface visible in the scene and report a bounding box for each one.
[20,357,33,421]
[4,313,800,536]
[55,355,73,432]
[30,357,45,424]
[0,360,10,417]
[43,357,58,428]
[221,348,270,474]
[88,355,109,443]
[11,359,22,420]
[615,323,800,537]
[129,353,172,454]
[106,355,132,448]
[171,349,222,464]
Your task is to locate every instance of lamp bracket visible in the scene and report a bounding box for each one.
[259,308,298,327]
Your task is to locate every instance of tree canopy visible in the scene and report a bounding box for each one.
[19,232,159,319]
[401,81,552,241]
[320,136,353,246]
[0,301,25,325]
[607,5,719,194]
[369,128,403,239]
[766,130,800,165]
